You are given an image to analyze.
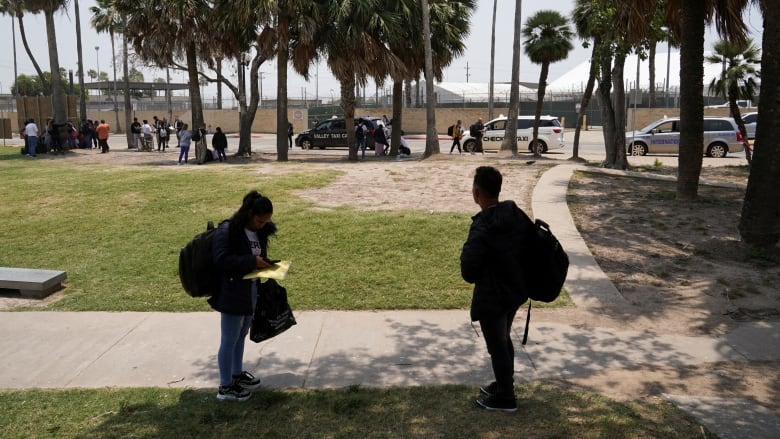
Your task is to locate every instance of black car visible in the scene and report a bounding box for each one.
[295,117,382,149]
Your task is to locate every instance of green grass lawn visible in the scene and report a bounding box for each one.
[0,146,571,311]
[2,147,709,438]
[0,384,710,439]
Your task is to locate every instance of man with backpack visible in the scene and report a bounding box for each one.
[449,119,463,154]
[460,166,531,413]
[355,120,368,160]
[469,118,485,154]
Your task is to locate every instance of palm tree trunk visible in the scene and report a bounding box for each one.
[44,10,65,124]
[421,0,439,158]
[110,32,120,132]
[677,1,706,201]
[186,43,204,133]
[739,0,780,247]
[276,10,290,162]
[611,53,628,170]
[488,0,497,120]
[404,79,412,107]
[597,58,617,166]
[389,80,403,156]
[73,0,87,121]
[16,14,48,91]
[727,84,751,165]
[501,0,521,154]
[123,34,132,148]
[572,41,599,160]
[532,62,549,157]
[341,76,358,161]
[648,39,656,107]
[216,61,223,110]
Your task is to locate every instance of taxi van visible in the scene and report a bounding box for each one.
[461,115,565,153]
[295,116,384,150]
[625,117,744,158]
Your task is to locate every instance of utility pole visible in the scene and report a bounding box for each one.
[465,62,471,83]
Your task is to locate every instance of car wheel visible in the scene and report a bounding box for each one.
[464,140,476,153]
[707,142,727,158]
[530,139,547,154]
[629,142,648,156]
[301,139,312,150]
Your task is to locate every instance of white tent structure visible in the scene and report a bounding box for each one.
[547,50,754,97]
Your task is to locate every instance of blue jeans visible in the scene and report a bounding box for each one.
[218,312,254,386]
[28,136,38,156]
[178,145,190,163]
[357,138,366,159]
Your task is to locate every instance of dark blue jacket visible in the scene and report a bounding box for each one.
[461,200,530,321]
[208,220,276,315]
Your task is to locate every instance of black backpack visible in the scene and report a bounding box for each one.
[179,221,220,297]
[191,130,202,142]
[447,125,454,137]
[516,210,569,345]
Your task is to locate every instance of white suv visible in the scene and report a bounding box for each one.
[461,115,565,153]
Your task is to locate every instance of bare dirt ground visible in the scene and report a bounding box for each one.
[5,147,779,413]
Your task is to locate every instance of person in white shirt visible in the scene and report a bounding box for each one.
[25,119,40,157]
[141,120,153,151]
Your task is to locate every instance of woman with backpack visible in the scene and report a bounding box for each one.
[450,120,463,154]
[208,191,277,401]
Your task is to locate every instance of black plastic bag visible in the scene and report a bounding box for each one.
[250,279,296,343]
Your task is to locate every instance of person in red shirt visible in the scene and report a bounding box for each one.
[96,120,110,153]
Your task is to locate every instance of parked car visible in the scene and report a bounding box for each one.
[741,112,757,139]
[461,115,565,153]
[295,116,386,150]
[625,117,745,158]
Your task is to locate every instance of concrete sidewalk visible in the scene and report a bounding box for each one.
[1,164,778,438]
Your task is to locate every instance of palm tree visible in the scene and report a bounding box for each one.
[421,0,437,157]
[522,10,573,157]
[500,0,521,154]
[488,0,497,121]
[91,0,130,142]
[25,0,68,141]
[706,38,760,164]
[116,0,211,134]
[317,0,406,161]
[384,0,474,156]
[0,0,49,91]
[73,0,86,121]
[740,0,780,247]
[671,0,750,200]
[569,0,601,162]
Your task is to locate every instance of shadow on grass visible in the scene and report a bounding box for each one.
[10,384,708,439]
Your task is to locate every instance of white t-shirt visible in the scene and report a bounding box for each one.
[142,123,152,136]
[25,122,39,137]
[244,229,262,257]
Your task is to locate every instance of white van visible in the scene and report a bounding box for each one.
[462,115,565,153]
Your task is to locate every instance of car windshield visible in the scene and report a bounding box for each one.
[639,120,667,133]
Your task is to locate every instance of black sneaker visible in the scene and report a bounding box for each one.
[216,383,251,402]
[233,371,262,391]
[476,395,518,413]
[480,382,498,397]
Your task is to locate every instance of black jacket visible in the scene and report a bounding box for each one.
[461,200,530,321]
[211,131,228,150]
[208,220,276,315]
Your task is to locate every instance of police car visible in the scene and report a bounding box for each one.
[461,115,565,153]
[625,117,744,158]
[295,116,384,149]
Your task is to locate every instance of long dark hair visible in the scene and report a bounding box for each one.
[229,191,276,244]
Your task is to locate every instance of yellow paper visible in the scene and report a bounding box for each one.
[242,260,292,280]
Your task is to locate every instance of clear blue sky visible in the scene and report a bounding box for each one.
[0,0,764,102]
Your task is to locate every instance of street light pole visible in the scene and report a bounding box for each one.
[95,46,100,102]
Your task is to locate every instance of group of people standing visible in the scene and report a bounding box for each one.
[21,118,111,156]
[128,116,228,165]
[212,166,527,412]
[449,118,484,155]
